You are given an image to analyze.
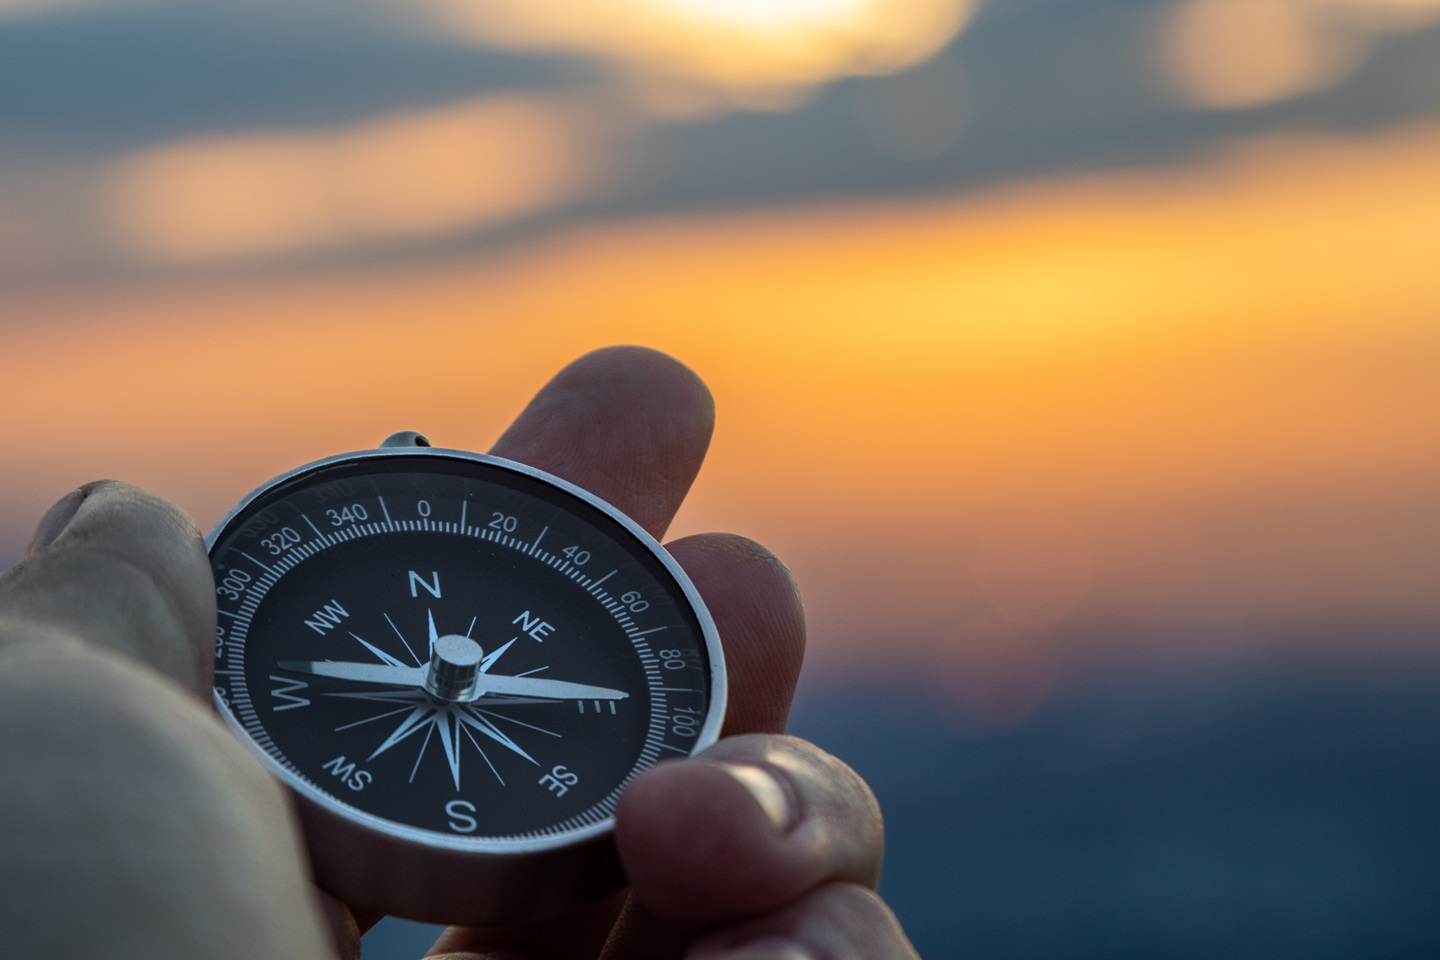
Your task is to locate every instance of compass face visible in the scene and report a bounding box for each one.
[209,449,724,857]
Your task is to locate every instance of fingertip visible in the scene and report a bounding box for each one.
[31,479,203,551]
[582,344,715,415]
[576,344,716,419]
[64,480,214,652]
[618,734,884,930]
[617,756,814,928]
[2,481,215,693]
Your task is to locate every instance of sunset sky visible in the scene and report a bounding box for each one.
[2,0,1438,727]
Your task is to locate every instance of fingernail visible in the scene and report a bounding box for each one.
[718,762,797,833]
[26,487,88,557]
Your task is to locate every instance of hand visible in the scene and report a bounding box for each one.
[0,484,334,958]
[0,346,919,959]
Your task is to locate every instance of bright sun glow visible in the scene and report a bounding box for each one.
[429,0,974,110]
[667,0,867,28]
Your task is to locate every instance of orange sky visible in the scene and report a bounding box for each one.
[3,121,1438,723]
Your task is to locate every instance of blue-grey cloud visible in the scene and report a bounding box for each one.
[0,8,600,152]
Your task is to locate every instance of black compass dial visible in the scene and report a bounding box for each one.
[209,451,720,846]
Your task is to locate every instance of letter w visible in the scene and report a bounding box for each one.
[305,600,350,634]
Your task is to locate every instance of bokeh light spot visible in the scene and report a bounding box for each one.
[1161,0,1368,110]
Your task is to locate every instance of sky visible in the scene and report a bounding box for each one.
[2,0,1439,727]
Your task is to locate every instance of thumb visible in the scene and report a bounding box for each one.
[0,480,215,694]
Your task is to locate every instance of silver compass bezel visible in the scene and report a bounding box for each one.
[206,444,728,923]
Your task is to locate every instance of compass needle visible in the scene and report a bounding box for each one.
[280,660,426,686]
[472,673,629,700]
[207,437,725,924]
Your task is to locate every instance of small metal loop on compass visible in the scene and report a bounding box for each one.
[381,431,431,448]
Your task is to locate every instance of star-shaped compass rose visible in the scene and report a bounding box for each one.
[281,616,627,790]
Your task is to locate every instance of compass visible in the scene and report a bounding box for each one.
[207,433,726,925]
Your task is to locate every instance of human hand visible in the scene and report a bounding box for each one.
[0,346,919,959]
